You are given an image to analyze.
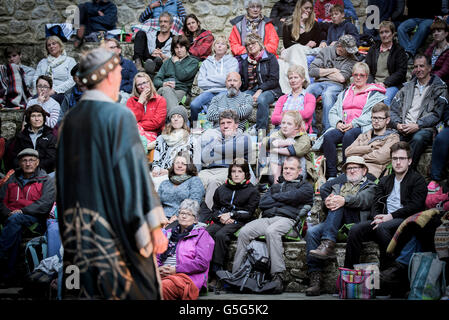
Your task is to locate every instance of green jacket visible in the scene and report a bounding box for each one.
[153,55,199,94]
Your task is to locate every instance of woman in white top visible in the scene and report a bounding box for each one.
[26,75,61,129]
[33,36,76,104]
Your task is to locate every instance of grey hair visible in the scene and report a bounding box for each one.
[178,199,200,219]
[245,0,264,9]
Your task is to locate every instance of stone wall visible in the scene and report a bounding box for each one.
[0,0,369,66]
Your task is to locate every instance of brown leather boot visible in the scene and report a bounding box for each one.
[309,239,336,260]
[305,271,322,296]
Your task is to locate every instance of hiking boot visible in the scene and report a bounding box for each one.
[134,59,144,72]
[305,271,322,296]
[144,59,156,74]
[271,272,284,294]
[309,240,336,260]
[380,261,407,284]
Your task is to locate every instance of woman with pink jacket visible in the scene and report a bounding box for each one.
[271,64,316,133]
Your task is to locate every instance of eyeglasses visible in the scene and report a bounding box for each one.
[108,45,118,49]
[392,157,408,162]
[372,116,387,122]
[21,159,37,164]
[136,81,150,88]
[346,166,362,171]
[352,73,367,78]
[179,211,196,218]
[249,5,261,9]
[37,85,50,90]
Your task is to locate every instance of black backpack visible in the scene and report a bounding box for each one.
[216,240,283,294]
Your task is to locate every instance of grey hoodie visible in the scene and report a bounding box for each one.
[197,54,239,93]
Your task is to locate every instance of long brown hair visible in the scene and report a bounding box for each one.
[290,0,316,41]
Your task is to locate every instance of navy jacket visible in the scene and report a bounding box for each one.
[325,20,360,46]
[120,57,138,94]
[84,0,117,32]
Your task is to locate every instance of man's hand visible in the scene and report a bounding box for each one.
[219,212,231,224]
[8,209,22,217]
[402,123,419,135]
[151,227,168,254]
[151,48,163,58]
[325,194,345,211]
[163,81,175,88]
[330,41,337,47]
[98,11,104,16]
[371,213,393,229]
[252,89,262,103]
[319,42,327,48]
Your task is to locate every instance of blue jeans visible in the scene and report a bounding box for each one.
[244,89,276,130]
[396,236,422,266]
[190,91,225,122]
[306,208,344,272]
[397,18,433,55]
[400,129,433,171]
[0,213,39,278]
[431,127,449,181]
[322,127,362,177]
[306,82,344,132]
[384,86,399,106]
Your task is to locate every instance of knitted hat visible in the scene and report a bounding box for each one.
[77,48,121,88]
[18,148,39,159]
[167,105,188,124]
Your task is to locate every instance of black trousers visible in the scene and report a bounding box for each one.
[206,222,243,267]
[344,218,404,270]
[133,31,152,62]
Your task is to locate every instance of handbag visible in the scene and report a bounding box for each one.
[408,252,446,300]
[337,267,375,299]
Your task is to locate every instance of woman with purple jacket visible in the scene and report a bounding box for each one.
[157,199,215,300]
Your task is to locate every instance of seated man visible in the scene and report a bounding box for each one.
[231,156,314,286]
[74,0,118,47]
[4,46,35,92]
[138,0,186,34]
[205,72,253,131]
[58,64,87,125]
[306,34,357,133]
[305,156,376,296]
[103,38,138,95]
[133,12,175,76]
[390,54,448,171]
[344,142,427,271]
[0,149,55,285]
[269,0,298,34]
[199,110,253,210]
[319,4,360,48]
[345,102,400,179]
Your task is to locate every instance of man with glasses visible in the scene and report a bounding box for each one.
[390,54,448,171]
[344,142,427,275]
[0,149,55,287]
[305,156,376,296]
[345,102,400,178]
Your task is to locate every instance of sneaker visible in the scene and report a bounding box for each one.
[427,181,441,193]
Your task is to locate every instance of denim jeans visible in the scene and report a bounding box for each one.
[384,86,399,106]
[190,91,226,121]
[322,127,362,177]
[0,213,39,278]
[397,18,433,55]
[396,236,422,266]
[431,127,449,181]
[400,129,433,171]
[306,82,344,132]
[244,89,276,130]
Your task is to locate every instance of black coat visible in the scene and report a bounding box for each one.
[211,180,260,223]
[269,0,297,32]
[370,170,427,220]
[282,21,322,49]
[13,125,57,173]
[238,50,283,98]
[365,41,408,88]
[259,176,314,220]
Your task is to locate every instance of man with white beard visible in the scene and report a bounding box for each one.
[305,156,377,296]
[206,72,253,131]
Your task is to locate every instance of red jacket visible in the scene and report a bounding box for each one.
[189,30,214,61]
[229,16,279,57]
[126,94,167,133]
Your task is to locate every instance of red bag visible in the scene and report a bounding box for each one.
[426,188,449,211]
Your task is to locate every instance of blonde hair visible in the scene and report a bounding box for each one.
[45,36,64,56]
[212,36,230,55]
[282,110,304,131]
[244,33,265,50]
[290,0,316,41]
[131,72,157,98]
[352,62,370,76]
[287,64,309,88]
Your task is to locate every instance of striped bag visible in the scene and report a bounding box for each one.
[337,267,375,299]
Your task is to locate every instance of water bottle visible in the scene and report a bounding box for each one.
[306,212,315,228]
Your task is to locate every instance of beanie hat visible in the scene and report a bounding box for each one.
[167,105,188,124]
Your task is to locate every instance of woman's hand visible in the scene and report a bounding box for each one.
[138,88,151,104]
[219,212,231,224]
[158,265,176,277]
[306,40,316,48]
[168,215,178,224]
[37,90,49,103]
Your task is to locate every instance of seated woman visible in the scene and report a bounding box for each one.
[157,199,214,300]
[425,19,449,87]
[157,153,205,224]
[279,0,322,93]
[12,105,56,174]
[314,62,387,179]
[127,72,167,152]
[26,75,61,129]
[365,20,407,106]
[271,65,316,133]
[154,35,200,115]
[151,105,193,190]
[138,0,186,34]
[259,111,311,184]
[238,33,282,134]
[182,14,214,61]
[229,0,279,56]
[33,36,76,104]
[204,159,260,286]
[189,36,239,122]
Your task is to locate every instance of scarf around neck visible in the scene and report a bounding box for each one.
[159,224,194,262]
[161,128,189,147]
[46,51,68,77]
[170,173,192,185]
